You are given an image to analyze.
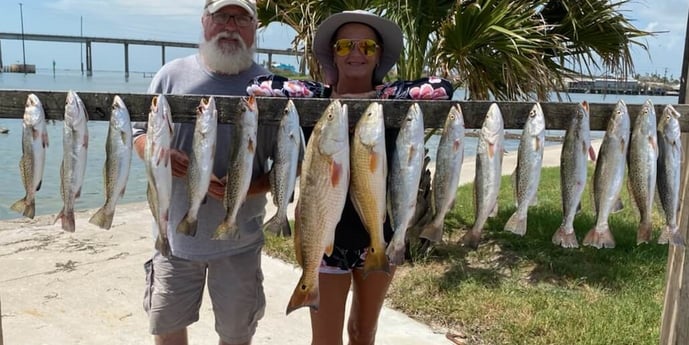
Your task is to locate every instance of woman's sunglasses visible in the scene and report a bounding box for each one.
[333,39,380,57]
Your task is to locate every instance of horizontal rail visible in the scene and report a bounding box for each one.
[0,90,687,131]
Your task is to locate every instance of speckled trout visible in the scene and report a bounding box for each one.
[56,91,89,232]
[177,97,217,237]
[213,96,258,240]
[552,101,594,248]
[387,103,425,265]
[462,103,504,249]
[145,95,173,257]
[627,99,658,244]
[287,100,349,315]
[504,103,545,236]
[11,94,48,219]
[419,104,465,243]
[657,104,684,246]
[89,96,132,230]
[264,99,304,237]
[583,100,630,249]
[350,102,389,277]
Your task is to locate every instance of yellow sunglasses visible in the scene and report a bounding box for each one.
[333,39,380,57]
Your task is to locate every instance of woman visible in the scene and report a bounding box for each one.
[248,10,452,345]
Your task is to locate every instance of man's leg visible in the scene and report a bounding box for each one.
[143,253,207,345]
[208,246,265,345]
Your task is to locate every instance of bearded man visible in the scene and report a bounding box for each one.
[131,1,275,344]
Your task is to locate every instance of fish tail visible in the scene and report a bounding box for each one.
[88,207,114,230]
[176,213,198,237]
[286,278,319,315]
[58,208,76,232]
[461,230,482,250]
[582,226,615,249]
[11,197,35,219]
[362,246,390,278]
[551,226,579,248]
[670,230,686,248]
[212,219,239,240]
[418,218,443,243]
[504,211,527,236]
[636,221,653,245]
[263,214,292,237]
[659,225,685,247]
[155,236,171,257]
[385,236,407,266]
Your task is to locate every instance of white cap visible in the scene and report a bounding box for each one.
[204,0,256,16]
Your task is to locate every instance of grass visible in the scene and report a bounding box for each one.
[263,165,669,345]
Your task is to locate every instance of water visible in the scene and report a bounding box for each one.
[0,69,681,221]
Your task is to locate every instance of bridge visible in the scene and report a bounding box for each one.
[0,32,301,77]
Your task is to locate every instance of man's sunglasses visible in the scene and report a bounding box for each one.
[333,39,380,57]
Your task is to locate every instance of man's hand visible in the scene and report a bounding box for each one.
[170,149,189,178]
[207,174,225,201]
[205,173,271,201]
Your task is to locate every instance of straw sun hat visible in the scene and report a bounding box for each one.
[313,10,403,85]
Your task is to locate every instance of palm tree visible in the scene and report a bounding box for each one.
[256,0,651,101]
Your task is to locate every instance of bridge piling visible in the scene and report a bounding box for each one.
[124,43,129,79]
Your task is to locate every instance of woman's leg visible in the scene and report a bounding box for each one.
[346,266,396,345]
[310,272,352,345]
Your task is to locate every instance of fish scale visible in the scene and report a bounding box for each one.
[349,102,389,277]
[287,100,349,315]
[11,94,49,220]
[657,104,684,246]
[213,96,258,241]
[627,99,658,244]
[387,103,425,265]
[89,96,133,230]
[177,97,218,237]
[56,90,89,232]
[552,101,592,248]
[264,99,304,237]
[583,100,630,249]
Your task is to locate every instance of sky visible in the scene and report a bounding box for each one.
[0,0,687,79]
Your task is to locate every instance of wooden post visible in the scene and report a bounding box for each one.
[1,296,4,345]
[659,9,689,345]
[124,42,129,79]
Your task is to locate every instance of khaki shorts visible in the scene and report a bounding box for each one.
[143,246,265,344]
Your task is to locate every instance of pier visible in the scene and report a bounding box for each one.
[0,32,300,77]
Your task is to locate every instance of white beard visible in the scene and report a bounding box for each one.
[199,32,255,75]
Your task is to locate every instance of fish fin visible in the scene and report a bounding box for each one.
[155,236,171,257]
[324,223,335,257]
[59,209,76,232]
[460,230,481,250]
[248,137,255,154]
[582,226,616,249]
[453,138,461,152]
[36,180,43,192]
[89,207,114,230]
[212,218,239,240]
[369,151,379,172]
[612,197,624,213]
[11,198,35,219]
[504,211,527,236]
[551,227,579,248]
[293,202,303,266]
[588,145,597,161]
[42,131,49,148]
[263,214,291,237]
[488,142,495,159]
[286,278,319,315]
[636,221,652,245]
[176,213,198,237]
[418,220,443,243]
[330,161,343,187]
[75,187,82,199]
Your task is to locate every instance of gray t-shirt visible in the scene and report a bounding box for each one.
[133,53,276,261]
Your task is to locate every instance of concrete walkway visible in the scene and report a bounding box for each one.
[0,139,600,345]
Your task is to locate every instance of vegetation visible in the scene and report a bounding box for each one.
[256,0,653,100]
[263,166,668,344]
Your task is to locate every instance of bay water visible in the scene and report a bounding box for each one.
[0,69,680,221]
